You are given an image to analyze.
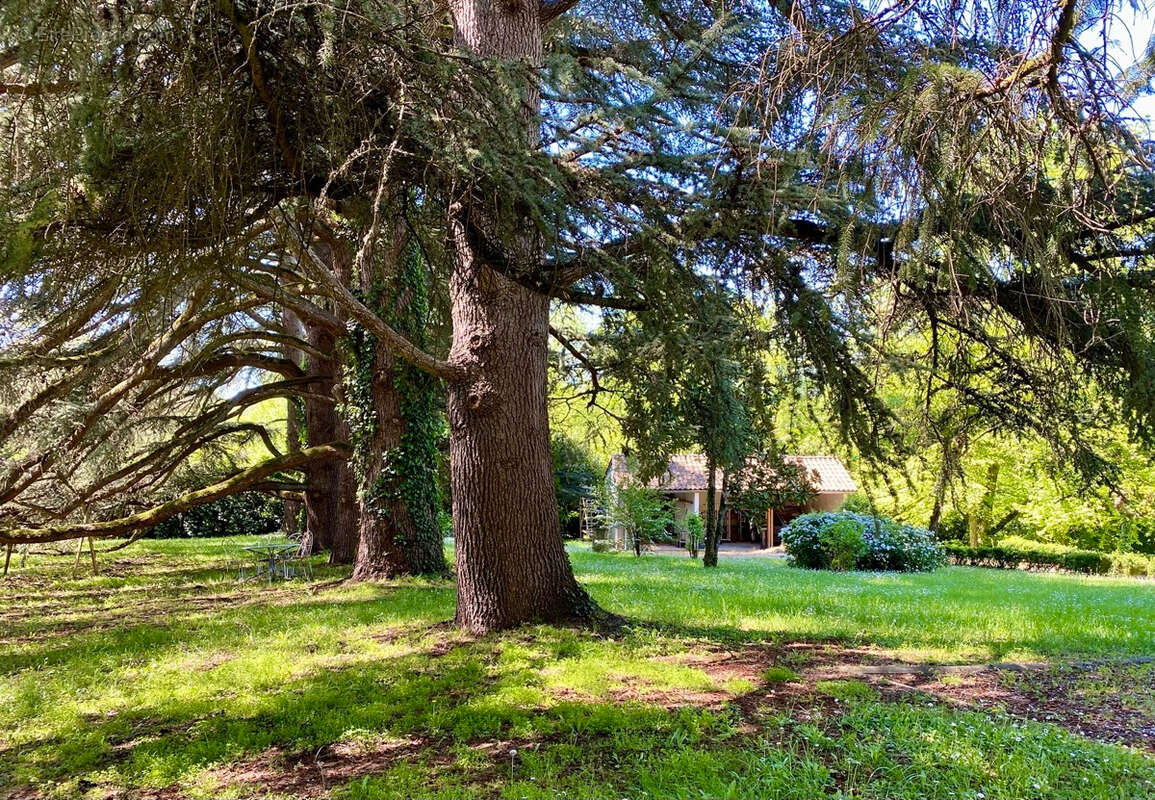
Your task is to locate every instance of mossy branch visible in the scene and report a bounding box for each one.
[0,443,350,545]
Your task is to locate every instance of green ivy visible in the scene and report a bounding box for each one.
[341,237,446,575]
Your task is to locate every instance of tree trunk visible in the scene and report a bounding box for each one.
[350,350,447,579]
[445,0,596,632]
[281,309,303,537]
[447,270,595,631]
[328,440,360,564]
[351,240,447,580]
[298,263,358,564]
[927,439,950,533]
[703,455,720,567]
[300,321,340,556]
[351,349,420,579]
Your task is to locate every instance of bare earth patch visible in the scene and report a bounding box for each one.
[678,643,1155,753]
[192,738,436,799]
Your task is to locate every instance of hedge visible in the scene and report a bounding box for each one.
[944,540,1155,577]
[149,491,284,538]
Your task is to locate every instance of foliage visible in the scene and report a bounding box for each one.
[551,433,599,539]
[343,237,446,574]
[684,511,704,557]
[600,477,674,556]
[823,519,868,571]
[728,455,818,525]
[838,494,874,514]
[944,537,1155,577]
[149,492,282,539]
[1053,516,1155,556]
[597,289,770,566]
[781,512,946,573]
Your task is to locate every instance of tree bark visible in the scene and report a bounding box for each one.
[446,0,596,633]
[299,320,342,555]
[703,455,720,567]
[281,310,304,537]
[350,349,447,579]
[329,441,360,564]
[351,348,418,579]
[447,267,595,631]
[299,240,359,564]
[351,239,447,581]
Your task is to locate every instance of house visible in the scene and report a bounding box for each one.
[604,452,856,549]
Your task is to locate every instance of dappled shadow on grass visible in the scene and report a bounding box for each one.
[5,616,1155,799]
[5,545,1155,797]
[0,618,733,796]
[0,581,453,674]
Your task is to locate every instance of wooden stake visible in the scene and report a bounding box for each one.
[3,544,11,577]
[73,536,85,576]
[88,537,98,575]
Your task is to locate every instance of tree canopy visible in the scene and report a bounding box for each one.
[1,0,1153,624]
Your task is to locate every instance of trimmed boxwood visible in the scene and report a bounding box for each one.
[781,512,946,572]
[944,540,1155,577]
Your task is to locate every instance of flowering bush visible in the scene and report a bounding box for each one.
[781,512,946,572]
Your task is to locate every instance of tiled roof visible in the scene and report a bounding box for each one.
[782,455,858,493]
[607,453,856,494]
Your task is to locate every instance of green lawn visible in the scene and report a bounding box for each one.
[1,538,1153,799]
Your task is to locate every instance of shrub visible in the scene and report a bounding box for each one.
[933,510,969,543]
[600,479,674,556]
[1109,551,1153,577]
[838,493,873,514]
[825,519,867,571]
[150,491,282,538]
[781,512,946,572]
[1054,516,1155,556]
[684,512,704,557]
[943,539,1153,577]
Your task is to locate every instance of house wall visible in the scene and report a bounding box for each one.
[809,492,848,512]
[670,491,703,521]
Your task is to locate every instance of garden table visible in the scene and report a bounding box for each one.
[241,542,300,582]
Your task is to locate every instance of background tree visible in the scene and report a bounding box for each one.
[728,456,819,543]
[600,475,675,556]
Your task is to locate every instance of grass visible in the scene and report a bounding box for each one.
[579,549,1155,661]
[0,538,1152,799]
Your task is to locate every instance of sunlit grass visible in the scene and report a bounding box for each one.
[571,545,1155,661]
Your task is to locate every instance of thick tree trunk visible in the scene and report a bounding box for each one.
[350,241,447,580]
[329,444,360,564]
[703,455,720,567]
[281,310,303,537]
[445,0,596,632]
[350,351,447,579]
[300,322,341,555]
[351,351,418,579]
[447,270,595,631]
[298,274,358,563]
